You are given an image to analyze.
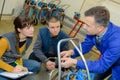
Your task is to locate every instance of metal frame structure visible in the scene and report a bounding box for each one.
[57,38,91,80]
[69,17,85,38]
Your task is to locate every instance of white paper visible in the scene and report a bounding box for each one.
[0,72,33,79]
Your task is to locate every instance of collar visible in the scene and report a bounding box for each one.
[96,27,108,39]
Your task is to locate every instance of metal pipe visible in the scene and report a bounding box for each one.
[79,0,86,13]
[0,0,6,21]
[57,38,90,80]
[70,40,90,80]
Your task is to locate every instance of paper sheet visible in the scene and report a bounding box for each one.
[0,72,33,79]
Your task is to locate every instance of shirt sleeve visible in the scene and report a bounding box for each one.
[33,33,47,63]
[0,38,14,72]
[76,36,120,73]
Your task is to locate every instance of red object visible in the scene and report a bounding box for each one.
[69,17,85,38]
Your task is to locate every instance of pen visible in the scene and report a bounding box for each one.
[15,61,27,72]
[15,61,20,66]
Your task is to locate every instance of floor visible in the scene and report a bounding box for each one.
[0,19,99,80]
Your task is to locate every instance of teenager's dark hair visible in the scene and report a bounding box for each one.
[84,6,110,27]
[14,15,34,33]
[13,15,34,53]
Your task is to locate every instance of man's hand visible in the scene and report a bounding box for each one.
[46,61,55,71]
[61,58,77,68]
[61,50,74,58]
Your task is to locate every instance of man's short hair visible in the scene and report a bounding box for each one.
[84,6,110,27]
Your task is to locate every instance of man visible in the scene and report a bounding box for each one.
[29,16,69,70]
[61,6,120,80]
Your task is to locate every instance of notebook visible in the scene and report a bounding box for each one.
[0,71,33,79]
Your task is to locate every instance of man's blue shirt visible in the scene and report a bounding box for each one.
[73,22,120,80]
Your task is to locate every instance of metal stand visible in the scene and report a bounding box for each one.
[57,38,91,80]
[69,18,85,38]
[0,0,6,21]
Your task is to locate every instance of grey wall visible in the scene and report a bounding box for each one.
[0,0,25,16]
[0,0,120,25]
[102,0,120,25]
[61,0,120,25]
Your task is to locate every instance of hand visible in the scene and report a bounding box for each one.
[13,65,24,73]
[13,65,28,73]
[61,50,74,58]
[46,61,55,71]
[61,58,77,68]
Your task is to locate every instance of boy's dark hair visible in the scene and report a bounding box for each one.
[47,16,63,28]
[47,16,60,23]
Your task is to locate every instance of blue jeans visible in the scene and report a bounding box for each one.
[23,59,40,72]
[0,59,40,80]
